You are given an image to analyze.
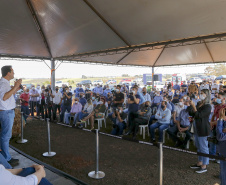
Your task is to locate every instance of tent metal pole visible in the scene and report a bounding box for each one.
[152,67,154,91]
[51,59,55,90]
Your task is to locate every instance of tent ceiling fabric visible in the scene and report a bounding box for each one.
[0,0,50,58]
[0,0,226,67]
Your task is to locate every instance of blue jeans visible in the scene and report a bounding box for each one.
[149,122,169,142]
[209,130,216,155]
[64,113,78,124]
[220,160,226,185]
[0,152,12,169]
[78,112,89,122]
[60,105,71,122]
[18,167,52,185]
[111,122,126,135]
[108,112,116,124]
[0,110,15,161]
[195,135,209,165]
[21,105,30,121]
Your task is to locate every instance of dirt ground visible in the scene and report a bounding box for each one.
[10,119,221,185]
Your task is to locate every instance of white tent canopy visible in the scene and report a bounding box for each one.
[1,0,226,67]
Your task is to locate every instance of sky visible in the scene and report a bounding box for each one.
[0,59,210,79]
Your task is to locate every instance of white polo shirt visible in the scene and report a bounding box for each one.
[0,77,16,110]
[0,164,38,185]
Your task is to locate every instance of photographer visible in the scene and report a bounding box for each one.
[19,88,30,123]
[60,86,72,123]
[111,105,127,136]
[190,89,211,174]
[216,108,226,185]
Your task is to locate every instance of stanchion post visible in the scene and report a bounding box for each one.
[43,118,56,157]
[16,112,28,144]
[88,129,105,179]
[159,142,163,185]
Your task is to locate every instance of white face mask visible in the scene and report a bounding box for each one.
[199,94,206,100]
[132,90,136,94]
[100,101,103,104]
[25,92,29,94]
[97,85,100,88]
[115,89,119,93]
[119,110,122,113]
[75,101,78,104]
[37,86,40,89]
[32,87,35,90]
[183,97,187,100]
[69,88,72,90]
[66,90,69,93]
[179,102,183,106]
[92,97,95,100]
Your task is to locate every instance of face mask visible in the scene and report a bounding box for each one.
[107,94,110,97]
[56,88,58,91]
[100,101,103,104]
[80,95,83,98]
[92,97,95,100]
[145,104,149,107]
[119,110,122,113]
[179,102,183,106]
[25,92,29,94]
[69,88,72,90]
[183,97,187,100]
[66,90,69,93]
[184,105,187,109]
[32,87,35,90]
[132,91,136,94]
[37,86,40,89]
[161,105,165,109]
[115,89,119,93]
[199,94,206,100]
[169,89,171,92]
[195,95,197,99]
[216,98,222,104]
[97,85,100,88]
[75,101,78,104]
[143,91,146,94]
[83,95,85,98]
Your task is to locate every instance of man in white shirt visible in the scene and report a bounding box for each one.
[0,66,21,166]
[52,86,62,121]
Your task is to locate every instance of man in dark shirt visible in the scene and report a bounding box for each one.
[60,87,72,123]
[127,86,140,127]
[79,92,87,108]
[108,85,124,123]
[111,105,127,136]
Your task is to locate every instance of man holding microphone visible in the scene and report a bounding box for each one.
[0,65,22,167]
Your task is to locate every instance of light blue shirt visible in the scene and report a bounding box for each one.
[152,96,163,104]
[137,91,145,105]
[155,108,171,124]
[93,87,103,95]
[103,89,112,97]
[178,109,190,127]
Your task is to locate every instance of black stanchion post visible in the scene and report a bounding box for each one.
[88,129,105,179]
[16,112,28,144]
[159,142,163,185]
[43,118,56,157]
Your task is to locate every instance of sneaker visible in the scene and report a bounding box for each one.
[195,167,207,173]
[190,164,201,169]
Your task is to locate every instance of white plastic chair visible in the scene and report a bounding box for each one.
[94,111,106,130]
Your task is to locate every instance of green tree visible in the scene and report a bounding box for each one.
[204,66,216,76]
[214,64,226,76]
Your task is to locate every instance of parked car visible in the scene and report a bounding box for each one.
[133,78,143,83]
[92,80,103,86]
[154,81,165,90]
[189,77,202,83]
[106,79,117,85]
[55,81,69,87]
[77,80,92,86]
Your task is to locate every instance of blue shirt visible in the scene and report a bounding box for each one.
[155,108,171,124]
[93,87,103,95]
[128,94,140,112]
[158,102,172,112]
[152,96,163,104]
[75,88,84,97]
[137,91,145,105]
[216,120,226,157]
[79,97,87,107]
[173,84,180,91]
[178,109,190,127]
[103,89,112,97]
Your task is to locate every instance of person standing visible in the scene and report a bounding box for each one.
[190,89,211,173]
[19,88,30,123]
[29,85,39,117]
[52,86,62,122]
[0,65,21,166]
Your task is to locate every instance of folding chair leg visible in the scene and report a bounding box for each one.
[140,127,142,135]
[143,127,145,139]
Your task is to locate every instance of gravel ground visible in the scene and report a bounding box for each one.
[10,119,221,185]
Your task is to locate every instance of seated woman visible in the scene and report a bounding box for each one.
[75,99,93,128]
[80,97,106,130]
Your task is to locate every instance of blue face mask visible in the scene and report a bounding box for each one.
[216,98,222,104]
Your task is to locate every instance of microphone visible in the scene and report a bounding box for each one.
[16,79,24,90]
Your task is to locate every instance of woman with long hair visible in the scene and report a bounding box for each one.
[190,89,211,173]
